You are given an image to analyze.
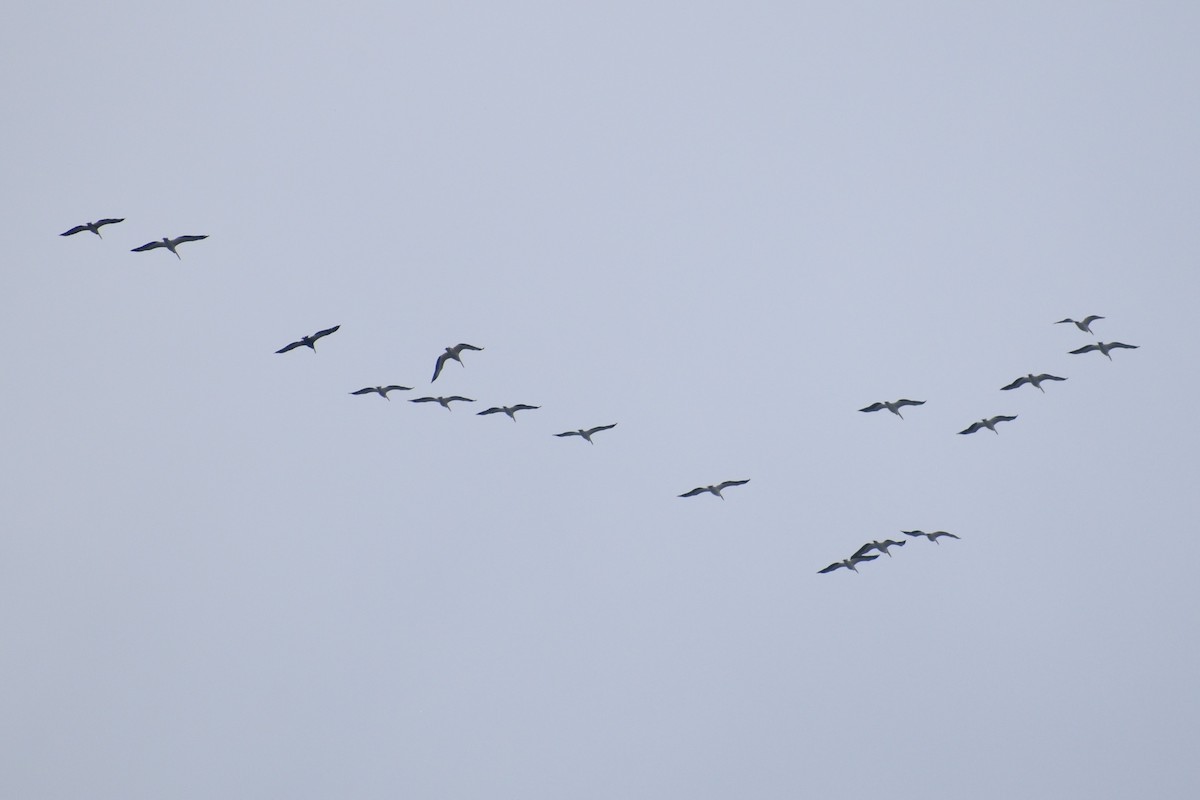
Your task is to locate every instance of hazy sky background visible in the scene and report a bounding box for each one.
[4,2,1200,797]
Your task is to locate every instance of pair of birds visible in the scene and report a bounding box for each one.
[61,218,209,259]
[1057,315,1140,359]
[819,530,961,573]
[857,400,1017,435]
[277,330,484,385]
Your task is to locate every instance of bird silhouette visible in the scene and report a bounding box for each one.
[818,554,879,574]
[130,235,208,259]
[61,218,124,238]
[958,415,1018,435]
[1069,341,1139,360]
[350,385,412,399]
[275,325,341,353]
[410,396,475,410]
[477,404,540,421]
[432,343,484,382]
[859,399,926,419]
[1001,373,1067,393]
[553,424,618,444]
[1055,315,1104,334]
[678,479,750,499]
[902,530,961,544]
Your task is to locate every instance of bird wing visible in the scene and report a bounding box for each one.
[410,397,439,404]
[1036,374,1067,382]
[851,543,877,558]
[958,422,984,435]
[382,385,411,392]
[818,562,846,574]
[859,402,886,413]
[994,415,1018,423]
[932,531,961,540]
[446,396,474,403]
[131,240,167,252]
[1000,376,1028,390]
[1054,318,1075,325]
[510,404,539,412]
[60,225,88,236]
[1082,315,1104,325]
[850,554,879,564]
[678,488,707,498]
[95,218,124,227]
[173,235,209,245]
[1107,342,1138,349]
[311,325,340,341]
[275,340,304,354]
[477,407,505,415]
[456,343,484,351]
[585,424,617,435]
[1069,344,1099,354]
[350,388,376,395]
[885,539,906,548]
[554,431,581,438]
[900,530,926,538]
[431,352,450,382]
[894,399,925,407]
[717,479,750,490]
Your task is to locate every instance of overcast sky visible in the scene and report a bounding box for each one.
[4,2,1200,798]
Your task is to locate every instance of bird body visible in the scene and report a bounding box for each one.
[130,235,208,259]
[554,424,617,444]
[1069,341,1139,360]
[432,343,484,382]
[1001,373,1067,393]
[818,554,879,574]
[1055,315,1104,334]
[275,326,341,353]
[859,399,925,419]
[410,396,474,410]
[902,530,961,544]
[477,404,540,421]
[61,218,124,238]
[350,385,411,399]
[678,479,750,499]
[959,415,1018,435]
[853,539,906,558]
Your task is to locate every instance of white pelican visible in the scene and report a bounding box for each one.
[901,530,960,544]
[1001,373,1067,393]
[432,343,484,382]
[350,385,412,399]
[275,325,341,354]
[130,235,209,259]
[678,479,750,499]
[1069,341,1138,360]
[859,399,925,419]
[61,218,124,238]
[818,554,879,574]
[852,539,906,558]
[958,415,1017,435]
[410,395,474,410]
[1055,315,1104,334]
[477,404,540,421]
[554,424,617,444]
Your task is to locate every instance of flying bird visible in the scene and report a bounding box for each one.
[902,530,961,544]
[432,343,484,382]
[852,539,907,558]
[554,424,617,444]
[1055,315,1104,334]
[818,554,879,574]
[678,479,751,499]
[130,235,209,259]
[60,218,124,238]
[275,325,341,353]
[1069,341,1139,360]
[859,399,926,419]
[1001,373,1067,393]
[958,415,1018,435]
[410,396,475,410]
[350,385,412,399]
[477,404,540,421]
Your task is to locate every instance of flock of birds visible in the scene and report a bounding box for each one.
[824,313,1140,576]
[61,217,1141,577]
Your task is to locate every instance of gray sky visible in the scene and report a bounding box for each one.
[4,2,1199,798]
